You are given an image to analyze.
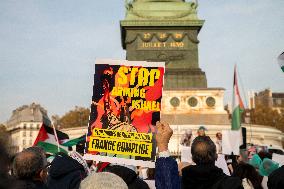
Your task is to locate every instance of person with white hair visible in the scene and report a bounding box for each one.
[180,129,193,147]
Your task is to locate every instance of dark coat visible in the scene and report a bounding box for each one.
[0,173,16,189]
[0,171,46,189]
[46,154,87,189]
[104,165,149,189]
[268,165,284,189]
[7,179,47,189]
[155,157,243,189]
[182,164,243,189]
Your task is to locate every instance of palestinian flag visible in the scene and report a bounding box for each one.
[61,135,85,147]
[61,135,86,154]
[33,122,69,154]
[231,65,244,130]
[278,52,284,72]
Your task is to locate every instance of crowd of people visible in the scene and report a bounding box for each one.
[0,121,284,189]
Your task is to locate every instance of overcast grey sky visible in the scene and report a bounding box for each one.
[0,0,284,123]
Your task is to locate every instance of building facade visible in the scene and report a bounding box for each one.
[60,126,87,139]
[252,89,284,114]
[6,103,47,153]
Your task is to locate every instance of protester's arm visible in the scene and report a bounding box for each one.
[155,121,181,189]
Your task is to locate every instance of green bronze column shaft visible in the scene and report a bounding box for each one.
[121,0,207,89]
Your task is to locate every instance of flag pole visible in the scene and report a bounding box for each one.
[236,65,253,144]
[51,121,60,153]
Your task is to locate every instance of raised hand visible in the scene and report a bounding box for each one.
[156,121,173,152]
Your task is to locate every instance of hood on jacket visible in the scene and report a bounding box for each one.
[48,153,85,179]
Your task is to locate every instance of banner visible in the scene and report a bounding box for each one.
[84,59,165,167]
[222,129,242,155]
[215,154,230,176]
[180,145,192,163]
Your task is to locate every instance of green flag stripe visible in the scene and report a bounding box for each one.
[281,66,284,72]
[36,141,68,154]
[61,137,84,147]
[232,106,241,130]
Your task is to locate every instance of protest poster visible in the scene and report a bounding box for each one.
[180,145,193,164]
[84,59,165,168]
[215,154,230,176]
[222,129,242,155]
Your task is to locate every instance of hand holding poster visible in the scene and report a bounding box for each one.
[84,59,165,168]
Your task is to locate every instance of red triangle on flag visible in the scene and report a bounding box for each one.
[33,123,48,146]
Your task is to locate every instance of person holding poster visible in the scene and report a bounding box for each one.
[85,59,165,168]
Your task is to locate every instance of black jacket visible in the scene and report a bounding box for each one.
[268,165,284,189]
[104,165,149,189]
[0,173,16,189]
[7,179,47,189]
[46,154,87,189]
[182,165,243,189]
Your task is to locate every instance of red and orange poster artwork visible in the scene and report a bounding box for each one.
[84,59,165,167]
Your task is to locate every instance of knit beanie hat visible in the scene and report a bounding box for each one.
[69,151,90,175]
[80,172,128,189]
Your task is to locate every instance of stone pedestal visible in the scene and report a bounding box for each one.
[161,88,230,125]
